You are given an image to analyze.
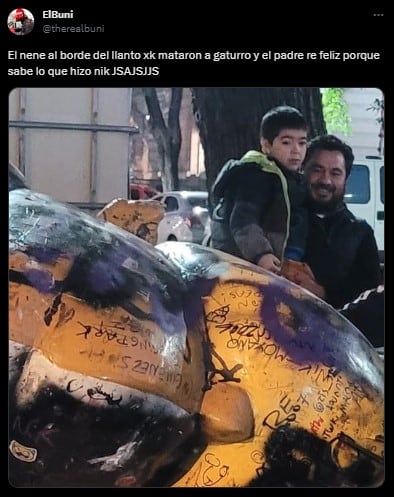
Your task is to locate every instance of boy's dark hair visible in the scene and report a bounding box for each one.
[304,134,354,178]
[260,105,308,143]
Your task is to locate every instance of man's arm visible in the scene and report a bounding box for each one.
[340,285,384,347]
[326,226,382,308]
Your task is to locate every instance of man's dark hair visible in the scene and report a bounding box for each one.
[260,105,308,143]
[304,134,354,178]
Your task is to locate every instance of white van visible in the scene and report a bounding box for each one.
[345,157,384,262]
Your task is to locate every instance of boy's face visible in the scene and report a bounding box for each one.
[261,129,307,171]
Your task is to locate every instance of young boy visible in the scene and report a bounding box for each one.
[210,105,323,296]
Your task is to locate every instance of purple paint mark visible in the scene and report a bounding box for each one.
[257,279,374,373]
[26,247,69,265]
[88,259,126,294]
[25,268,54,293]
[183,278,217,328]
[149,289,185,337]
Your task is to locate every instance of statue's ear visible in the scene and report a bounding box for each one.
[200,382,254,443]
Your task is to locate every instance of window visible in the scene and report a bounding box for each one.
[345,164,370,204]
[380,167,384,204]
[164,196,178,212]
[187,196,208,209]
[130,188,140,200]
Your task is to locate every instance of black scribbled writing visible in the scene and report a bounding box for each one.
[250,450,265,478]
[312,373,353,422]
[338,387,352,418]
[86,385,122,406]
[131,359,183,389]
[55,302,75,328]
[313,385,332,413]
[262,393,301,430]
[346,381,368,407]
[209,347,243,384]
[76,320,165,354]
[66,378,83,392]
[182,452,231,487]
[78,347,187,392]
[44,293,61,326]
[216,321,261,338]
[80,347,106,363]
[212,319,290,362]
[288,337,316,352]
[206,305,229,324]
[322,414,341,439]
[298,364,339,392]
[109,314,154,337]
[296,392,309,407]
[217,321,264,351]
[229,287,260,310]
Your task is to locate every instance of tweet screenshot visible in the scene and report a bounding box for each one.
[6,4,386,489]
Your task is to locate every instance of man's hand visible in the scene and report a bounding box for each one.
[257,253,281,274]
[281,259,326,299]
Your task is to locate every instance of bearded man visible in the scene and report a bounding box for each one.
[302,135,381,308]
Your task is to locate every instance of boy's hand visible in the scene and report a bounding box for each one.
[256,253,281,274]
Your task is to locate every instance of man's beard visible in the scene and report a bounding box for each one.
[308,185,345,214]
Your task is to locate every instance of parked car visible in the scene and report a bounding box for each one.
[129,183,159,200]
[153,191,209,244]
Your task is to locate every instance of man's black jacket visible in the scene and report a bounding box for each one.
[304,206,381,308]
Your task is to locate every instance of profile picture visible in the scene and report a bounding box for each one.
[7,8,34,35]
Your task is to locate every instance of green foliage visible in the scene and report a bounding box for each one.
[367,98,384,125]
[321,88,351,135]
[367,97,384,156]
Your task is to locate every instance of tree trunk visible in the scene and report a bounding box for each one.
[191,88,326,197]
[143,88,183,191]
[168,88,183,188]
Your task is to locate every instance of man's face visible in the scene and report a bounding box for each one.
[261,129,307,172]
[303,149,347,213]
